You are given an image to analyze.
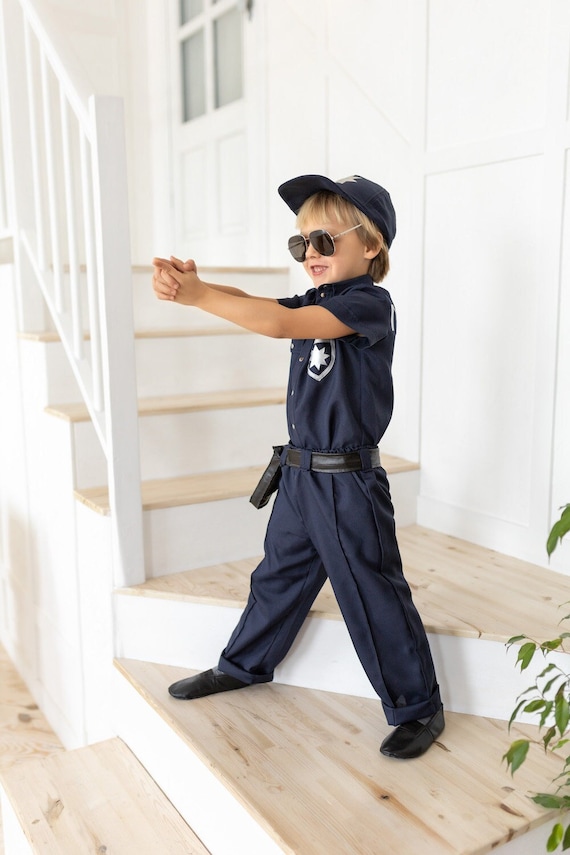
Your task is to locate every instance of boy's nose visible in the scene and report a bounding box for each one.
[305,240,320,259]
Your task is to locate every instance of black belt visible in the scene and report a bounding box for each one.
[286,447,380,473]
[250,445,380,510]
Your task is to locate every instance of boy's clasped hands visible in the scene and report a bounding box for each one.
[152,256,203,304]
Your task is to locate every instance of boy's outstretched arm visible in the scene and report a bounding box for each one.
[152,256,355,341]
[165,256,273,299]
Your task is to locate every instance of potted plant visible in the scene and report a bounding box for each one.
[503,503,570,852]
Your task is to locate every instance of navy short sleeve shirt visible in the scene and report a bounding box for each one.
[278,274,396,452]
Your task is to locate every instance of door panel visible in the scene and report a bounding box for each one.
[172,0,260,264]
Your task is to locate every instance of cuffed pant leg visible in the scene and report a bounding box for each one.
[297,467,441,725]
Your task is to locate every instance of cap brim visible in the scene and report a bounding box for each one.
[278,175,348,215]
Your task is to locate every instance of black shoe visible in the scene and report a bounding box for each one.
[168,668,249,700]
[379,708,445,759]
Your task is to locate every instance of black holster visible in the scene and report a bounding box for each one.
[249,445,285,509]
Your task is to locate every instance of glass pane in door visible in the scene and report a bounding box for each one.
[180,0,203,25]
[213,6,243,109]
[181,30,206,121]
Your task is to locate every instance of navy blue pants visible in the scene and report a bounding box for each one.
[219,461,441,725]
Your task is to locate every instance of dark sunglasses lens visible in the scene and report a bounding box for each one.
[288,235,307,262]
[310,230,335,256]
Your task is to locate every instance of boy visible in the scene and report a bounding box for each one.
[152,174,444,759]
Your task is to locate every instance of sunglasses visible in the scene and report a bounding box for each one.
[287,224,362,262]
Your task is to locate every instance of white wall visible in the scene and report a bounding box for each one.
[553,155,570,574]
[417,0,570,569]
[0,108,7,233]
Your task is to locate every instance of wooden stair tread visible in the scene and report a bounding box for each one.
[116,657,562,855]
[0,736,210,854]
[46,387,287,422]
[119,525,570,644]
[121,555,340,618]
[19,325,252,343]
[74,454,416,515]
[75,465,265,514]
[398,525,570,643]
[132,263,289,275]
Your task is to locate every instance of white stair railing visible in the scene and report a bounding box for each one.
[0,0,144,587]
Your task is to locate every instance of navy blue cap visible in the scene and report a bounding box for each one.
[278,174,396,248]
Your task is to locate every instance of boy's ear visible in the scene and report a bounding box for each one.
[363,237,382,259]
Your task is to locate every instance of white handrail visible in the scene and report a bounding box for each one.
[23,17,47,270]
[0,0,145,588]
[17,0,91,129]
[59,90,83,360]
[79,131,103,412]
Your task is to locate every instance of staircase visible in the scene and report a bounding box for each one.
[2,266,569,854]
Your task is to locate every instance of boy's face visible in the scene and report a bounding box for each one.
[297,215,378,287]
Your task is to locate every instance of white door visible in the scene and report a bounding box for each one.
[171,0,265,265]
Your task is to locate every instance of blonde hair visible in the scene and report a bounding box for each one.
[296,191,390,282]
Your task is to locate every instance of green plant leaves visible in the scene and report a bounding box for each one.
[543,639,565,652]
[547,823,563,852]
[546,821,570,852]
[532,793,566,809]
[503,739,529,775]
[547,504,570,557]
[556,691,570,737]
[516,641,538,671]
[505,502,570,851]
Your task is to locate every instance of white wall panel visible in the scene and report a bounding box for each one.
[427,0,550,150]
[265,0,328,264]
[421,156,543,527]
[217,132,247,235]
[551,149,570,574]
[181,147,208,238]
[326,0,416,144]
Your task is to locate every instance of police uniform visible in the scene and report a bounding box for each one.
[218,273,442,726]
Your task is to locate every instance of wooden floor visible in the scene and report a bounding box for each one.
[0,646,64,854]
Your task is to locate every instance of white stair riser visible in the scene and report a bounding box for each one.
[112,669,284,855]
[142,470,417,577]
[0,787,34,855]
[114,592,561,722]
[68,406,288,488]
[489,825,555,855]
[143,498,273,576]
[73,470,415,580]
[137,406,287,480]
[22,269,289,334]
[133,269,290,330]
[135,334,290,397]
[20,340,82,406]
[22,325,289,406]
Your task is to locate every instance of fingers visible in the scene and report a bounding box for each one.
[170,255,197,274]
[152,272,176,301]
[152,258,179,301]
[152,256,198,302]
